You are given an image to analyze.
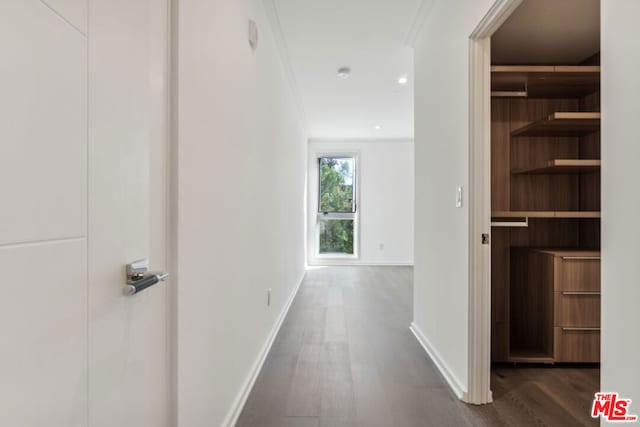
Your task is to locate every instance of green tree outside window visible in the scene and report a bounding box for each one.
[318,157,355,254]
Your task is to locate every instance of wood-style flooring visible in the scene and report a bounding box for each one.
[237,266,599,427]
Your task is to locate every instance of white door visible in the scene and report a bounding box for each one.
[0,1,169,426]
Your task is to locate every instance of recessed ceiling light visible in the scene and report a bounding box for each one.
[398,75,409,85]
[337,67,351,79]
[374,125,382,130]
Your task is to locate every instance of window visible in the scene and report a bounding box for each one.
[318,219,354,254]
[317,156,357,256]
[318,157,356,214]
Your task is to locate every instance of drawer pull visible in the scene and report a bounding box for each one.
[562,327,600,331]
[561,256,600,260]
[561,291,601,296]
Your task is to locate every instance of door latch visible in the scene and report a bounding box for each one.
[482,233,490,245]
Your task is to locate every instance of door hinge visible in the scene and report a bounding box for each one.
[482,233,490,245]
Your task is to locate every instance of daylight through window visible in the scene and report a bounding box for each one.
[317,157,356,255]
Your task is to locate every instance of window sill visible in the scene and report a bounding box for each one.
[316,253,359,260]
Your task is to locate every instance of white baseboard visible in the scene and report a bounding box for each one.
[307,261,414,267]
[410,322,468,401]
[222,272,306,427]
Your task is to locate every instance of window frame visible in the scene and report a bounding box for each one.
[314,152,360,260]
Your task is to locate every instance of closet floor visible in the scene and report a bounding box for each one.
[487,364,599,426]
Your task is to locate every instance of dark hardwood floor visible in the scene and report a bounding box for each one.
[483,364,599,426]
[236,266,599,427]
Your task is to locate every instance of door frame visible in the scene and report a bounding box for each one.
[167,0,179,424]
[467,0,523,405]
[149,0,176,423]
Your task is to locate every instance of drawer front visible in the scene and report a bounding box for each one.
[554,292,601,327]
[554,327,600,363]
[554,256,600,291]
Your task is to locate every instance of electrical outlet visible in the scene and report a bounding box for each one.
[267,288,271,307]
[379,243,385,251]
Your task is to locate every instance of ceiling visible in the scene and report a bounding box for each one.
[492,0,600,65]
[271,0,422,140]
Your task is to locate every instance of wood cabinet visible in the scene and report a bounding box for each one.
[490,65,601,364]
[554,293,600,326]
[509,249,600,363]
[554,327,600,363]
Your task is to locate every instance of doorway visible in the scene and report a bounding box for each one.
[468,1,602,420]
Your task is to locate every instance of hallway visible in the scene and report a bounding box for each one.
[237,267,600,427]
[237,267,480,427]
[3,1,640,425]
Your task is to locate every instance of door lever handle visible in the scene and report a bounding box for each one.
[124,272,169,296]
[124,258,169,296]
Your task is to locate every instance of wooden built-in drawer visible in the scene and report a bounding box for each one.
[553,254,600,291]
[554,292,600,327]
[554,327,600,363]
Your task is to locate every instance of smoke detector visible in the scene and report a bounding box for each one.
[337,67,351,79]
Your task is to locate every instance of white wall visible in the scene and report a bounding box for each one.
[175,0,307,425]
[412,0,494,397]
[307,139,414,265]
[601,0,640,414]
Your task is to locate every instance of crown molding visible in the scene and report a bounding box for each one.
[261,0,309,135]
[403,0,435,47]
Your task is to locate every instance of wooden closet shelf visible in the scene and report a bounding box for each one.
[511,112,601,137]
[532,249,601,257]
[491,65,600,98]
[511,159,601,174]
[492,211,601,219]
